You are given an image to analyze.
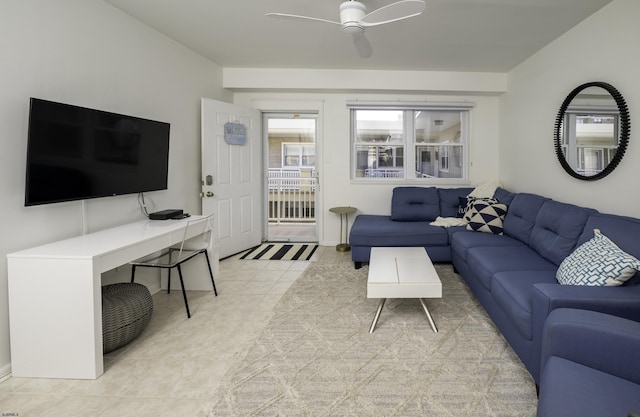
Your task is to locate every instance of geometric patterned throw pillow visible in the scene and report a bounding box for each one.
[460,196,498,220]
[556,229,640,286]
[465,201,508,235]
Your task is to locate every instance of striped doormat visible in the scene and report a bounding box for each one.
[240,243,318,261]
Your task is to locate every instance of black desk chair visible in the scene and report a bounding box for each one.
[130,215,217,318]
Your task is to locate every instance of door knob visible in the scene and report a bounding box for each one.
[206,191,214,197]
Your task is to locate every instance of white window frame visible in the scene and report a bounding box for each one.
[348,101,473,183]
[439,145,450,172]
[281,142,315,169]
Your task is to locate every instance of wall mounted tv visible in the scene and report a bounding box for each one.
[25,98,170,206]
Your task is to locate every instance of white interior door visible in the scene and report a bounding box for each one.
[201,98,262,259]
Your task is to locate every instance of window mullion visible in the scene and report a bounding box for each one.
[404,110,415,179]
[461,111,469,178]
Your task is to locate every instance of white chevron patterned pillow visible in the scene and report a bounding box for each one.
[556,229,640,286]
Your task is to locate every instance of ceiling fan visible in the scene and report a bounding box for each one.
[266,0,427,58]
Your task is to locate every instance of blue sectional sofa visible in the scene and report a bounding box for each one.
[537,309,640,417]
[349,186,640,389]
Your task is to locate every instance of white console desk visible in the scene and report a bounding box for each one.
[7,216,208,380]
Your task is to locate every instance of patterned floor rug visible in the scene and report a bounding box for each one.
[198,262,538,417]
[240,243,318,261]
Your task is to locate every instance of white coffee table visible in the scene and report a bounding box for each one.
[367,247,442,333]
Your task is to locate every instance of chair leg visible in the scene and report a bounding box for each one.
[130,265,136,283]
[176,265,191,318]
[167,250,173,294]
[203,250,217,296]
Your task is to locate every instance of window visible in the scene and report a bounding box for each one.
[282,143,315,168]
[349,103,471,181]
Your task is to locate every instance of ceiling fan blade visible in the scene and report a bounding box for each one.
[266,13,342,26]
[359,0,426,27]
[352,33,373,58]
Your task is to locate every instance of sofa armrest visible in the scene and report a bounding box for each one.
[532,283,640,325]
[529,283,640,382]
[541,308,640,385]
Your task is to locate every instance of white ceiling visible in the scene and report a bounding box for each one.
[104,0,612,73]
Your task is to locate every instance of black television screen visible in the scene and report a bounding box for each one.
[25,98,170,206]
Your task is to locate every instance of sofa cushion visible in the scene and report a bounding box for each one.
[493,187,516,206]
[456,197,466,217]
[349,215,449,247]
[557,229,640,286]
[451,230,524,262]
[465,201,508,234]
[529,200,597,266]
[391,187,440,221]
[438,187,473,218]
[466,246,557,291]
[502,193,549,244]
[537,357,640,417]
[492,271,558,340]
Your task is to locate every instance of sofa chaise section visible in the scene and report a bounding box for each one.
[350,214,450,267]
[350,187,473,267]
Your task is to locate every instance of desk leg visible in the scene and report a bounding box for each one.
[8,258,103,379]
[419,298,438,333]
[369,298,386,333]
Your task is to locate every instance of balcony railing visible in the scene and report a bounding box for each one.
[364,168,404,178]
[268,169,316,224]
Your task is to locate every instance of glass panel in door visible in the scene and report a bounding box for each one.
[265,114,318,242]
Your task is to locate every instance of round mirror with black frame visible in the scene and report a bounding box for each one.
[554,81,630,181]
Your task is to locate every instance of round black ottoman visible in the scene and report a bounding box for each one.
[102,283,153,354]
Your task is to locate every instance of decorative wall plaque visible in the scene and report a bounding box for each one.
[224,122,247,145]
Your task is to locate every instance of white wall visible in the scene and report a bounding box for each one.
[501,0,640,217]
[234,91,502,246]
[0,0,230,379]
[224,68,507,94]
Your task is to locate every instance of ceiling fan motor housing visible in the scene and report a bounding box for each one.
[340,1,366,34]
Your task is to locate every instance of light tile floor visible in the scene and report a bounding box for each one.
[0,245,348,417]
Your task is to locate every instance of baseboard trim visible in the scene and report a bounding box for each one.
[0,363,11,383]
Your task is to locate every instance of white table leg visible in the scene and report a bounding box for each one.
[419,298,438,333]
[369,298,386,333]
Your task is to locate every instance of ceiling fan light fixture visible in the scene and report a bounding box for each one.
[343,24,365,34]
[340,0,366,33]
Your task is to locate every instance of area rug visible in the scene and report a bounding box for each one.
[240,243,318,261]
[198,262,538,417]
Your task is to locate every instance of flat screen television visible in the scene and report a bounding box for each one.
[25,98,170,206]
